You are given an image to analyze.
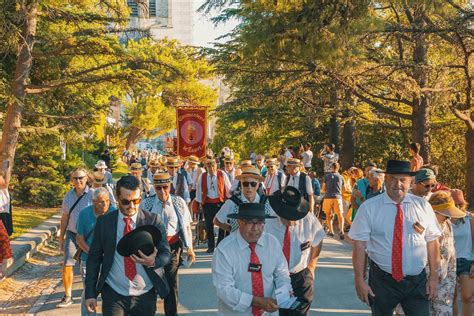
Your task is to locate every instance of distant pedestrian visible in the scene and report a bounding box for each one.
[284,158,314,213]
[318,144,339,175]
[301,143,313,172]
[409,142,423,172]
[321,162,345,239]
[91,171,117,209]
[95,160,113,188]
[264,158,286,196]
[0,170,12,281]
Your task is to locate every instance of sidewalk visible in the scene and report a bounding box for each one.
[34,236,370,315]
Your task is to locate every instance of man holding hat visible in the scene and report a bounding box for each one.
[149,171,195,316]
[167,157,191,204]
[265,187,325,315]
[212,203,293,315]
[95,160,114,188]
[410,168,437,200]
[284,158,314,213]
[349,160,442,315]
[84,175,171,316]
[214,166,271,243]
[195,158,232,253]
[129,162,155,198]
[264,158,286,196]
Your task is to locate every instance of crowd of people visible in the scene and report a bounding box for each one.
[0,141,473,316]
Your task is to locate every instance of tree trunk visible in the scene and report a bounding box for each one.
[341,119,355,170]
[329,89,340,152]
[0,3,38,180]
[411,6,431,163]
[125,126,144,150]
[465,128,474,208]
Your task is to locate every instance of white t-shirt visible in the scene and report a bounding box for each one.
[301,150,313,168]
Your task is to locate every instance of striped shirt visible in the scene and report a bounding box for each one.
[61,186,93,233]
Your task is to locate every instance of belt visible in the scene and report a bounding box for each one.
[369,258,425,281]
[167,233,180,245]
[205,197,221,204]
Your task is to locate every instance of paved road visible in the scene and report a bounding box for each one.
[35,237,370,315]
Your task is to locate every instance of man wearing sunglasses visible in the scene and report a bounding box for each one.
[195,158,232,253]
[150,172,195,316]
[84,175,170,316]
[410,168,437,200]
[166,157,191,204]
[222,155,236,184]
[57,167,93,308]
[214,166,271,244]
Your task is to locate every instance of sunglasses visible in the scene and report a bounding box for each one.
[120,198,142,206]
[73,176,86,181]
[225,162,233,165]
[422,183,437,189]
[242,181,258,188]
[155,185,170,191]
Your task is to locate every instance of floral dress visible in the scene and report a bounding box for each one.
[0,219,12,263]
[429,220,457,315]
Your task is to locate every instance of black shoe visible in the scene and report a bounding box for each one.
[327,232,334,237]
[57,295,73,308]
[339,234,345,240]
[206,248,214,253]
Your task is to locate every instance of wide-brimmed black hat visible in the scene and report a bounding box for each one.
[381,160,419,176]
[117,225,162,257]
[269,186,309,221]
[228,203,276,220]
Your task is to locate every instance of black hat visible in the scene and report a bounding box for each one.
[381,160,419,176]
[117,225,162,257]
[269,186,309,221]
[227,203,276,220]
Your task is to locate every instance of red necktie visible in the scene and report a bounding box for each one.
[283,226,291,265]
[249,243,264,316]
[123,217,137,281]
[392,203,404,282]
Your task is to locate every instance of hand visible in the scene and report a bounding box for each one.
[252,296,279,313]
[85,298,97,313]
[187,248,196,264]
[355,278,375,306]
[131,247,158,268]
[426,275,439,300]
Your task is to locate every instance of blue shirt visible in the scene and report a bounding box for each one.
[76,206,116,261]
[312,178,321,196]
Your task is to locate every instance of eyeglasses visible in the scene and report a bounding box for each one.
[422,183,437,189]
[155,186,170,191]
[120,198,142,206]
[225,162,233,165]
[73,176,86,181]
[242,219,265,227]
[242,181,258,188]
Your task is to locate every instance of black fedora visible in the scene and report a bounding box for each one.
[228,203,276,220]
[269,186,309,221]
[117,225,162,257]
[381,160,419,176]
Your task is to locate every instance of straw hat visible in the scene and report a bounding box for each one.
[153,172,172,185]
[224,155,235,163]
[235,166,265,182]
[158,155,168,167]
[265,158,278,166]
[93,171,107,185]
[130,162,143,171]
[287,158,301,166]
[239,160,252,167]
[205,158,217,165]
[148,160,159,168]
[166,157,180,167]
[188,155,200,165]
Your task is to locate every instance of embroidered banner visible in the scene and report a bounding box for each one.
[176,106,207,158]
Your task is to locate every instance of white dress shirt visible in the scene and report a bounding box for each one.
[285,172,314,195]
[348,192,441,276]
[106,212,153,296]
[215,194,260,224]
[189,167,204,191]
[195,172,232,204]
[264,172,286,196]
[212,230,292,315]
[265,213,325,273]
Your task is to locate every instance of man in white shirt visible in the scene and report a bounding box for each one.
[266,187,325,315]
[222,155,237,184]
[300,143,313,171]
[195,158,232,253]
[349,160,441,316]
[264,158,286,196]
[186,155,203,201]
[212,203,292,315]
[284,159,314,213]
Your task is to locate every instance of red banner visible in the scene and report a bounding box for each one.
[176,106,207,159]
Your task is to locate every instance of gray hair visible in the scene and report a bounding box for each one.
[93,187,110,200]
[368,168,384,180]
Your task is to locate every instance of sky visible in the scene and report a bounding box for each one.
[192,0,237,47]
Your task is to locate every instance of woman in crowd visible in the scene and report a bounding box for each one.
[0,170,12,280]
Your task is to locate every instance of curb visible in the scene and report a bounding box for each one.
[5,213,61,277]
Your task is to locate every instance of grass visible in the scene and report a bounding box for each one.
[11,207,59,239]
[112,159,129,180]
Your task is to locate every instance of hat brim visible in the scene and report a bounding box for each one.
[435,206,466,219]
[227,213,276,220]
[381,170,419,176]
[269,193,309,221]
[235,174,265,182]
[94,178,107,185]
[117,225,162,257]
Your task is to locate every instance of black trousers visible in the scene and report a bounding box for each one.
[368,260,429,316]
[164,240,183,316]
[279,268,314,316]
[101,283,157,316]
[217,228,229,246]
[203,203,222,249]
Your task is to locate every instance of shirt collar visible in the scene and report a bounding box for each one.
[158,196,172,207]
[241,194,260,203]
[118,210,138,224]
[236,229,265,250]
[292,171,301,178]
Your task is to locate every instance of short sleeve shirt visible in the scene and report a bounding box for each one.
[61,187,93,233]
[324,172,344,198]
